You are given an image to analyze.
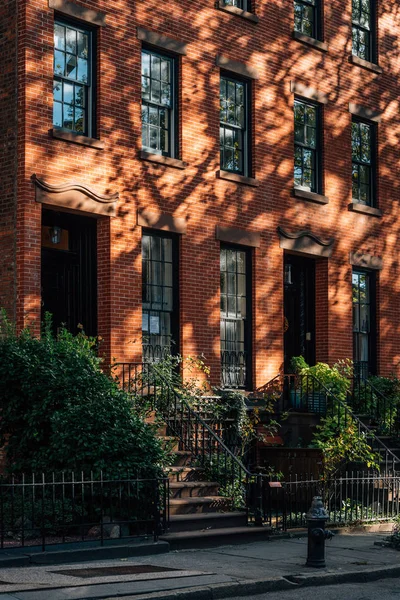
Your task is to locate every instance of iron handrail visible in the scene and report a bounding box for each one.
[253,371,399,471]
[117,362,261,521]
[351,375,399,438]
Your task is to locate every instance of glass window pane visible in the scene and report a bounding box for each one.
[54,50,65,75]
[75,85,84,107]
[75,108,84,132]
[161,59,170,83]
[53,80,62,102]
[53,102,62,127]
[63,104,73,129]
[151,79,161,104]
[142,52,150,77]
[151,54,161,80]
[142,76,150,100]
[77,31,88,58]
[64,82,74,104]
[77,57,88,83]
[162,238,172,262]
[66,53,77,79]
[54,24,65,50]
[66,28,77,54]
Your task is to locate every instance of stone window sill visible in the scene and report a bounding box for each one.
[140,151,187,169]
[51,128,105,149]
[293,31,328,52]
[348,202,382,217]
[293,187,329,204]
[217,1,259,23]
[217,170,259,187]
[349,54,383,74]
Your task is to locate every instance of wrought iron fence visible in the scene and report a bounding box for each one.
[262,471,400,531]
[0,472,168,551]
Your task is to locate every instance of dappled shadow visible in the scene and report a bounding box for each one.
[15,0,400,386]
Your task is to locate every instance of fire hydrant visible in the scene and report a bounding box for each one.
[305,496,334,568]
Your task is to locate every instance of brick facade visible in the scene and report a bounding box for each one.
[1,0,400,386]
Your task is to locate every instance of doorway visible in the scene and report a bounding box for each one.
[41,210,97,336]
[284,253,316,371]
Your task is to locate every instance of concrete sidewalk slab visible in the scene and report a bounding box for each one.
[0,533,398,599]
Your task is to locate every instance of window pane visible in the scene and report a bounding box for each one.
[142,52,150,77]
[77,57,88,83]
[54,24,65,50]
[53,80,62,102]
[64,82,74,104]
[54,50,65,75]
[66,28,77,54]
[77,31,88,58]
[151,54,161,80]
[53,102,62,127]
[66,53,77,79]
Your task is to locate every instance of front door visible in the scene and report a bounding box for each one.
[41,210,97,336]
[284,254,316,371]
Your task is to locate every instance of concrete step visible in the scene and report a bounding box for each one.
[169,450,193,466]
[168,511,247,532]
[169,481,220,498]
[166,467,207,482]
[169,496,233,515]
[160,525,271,550]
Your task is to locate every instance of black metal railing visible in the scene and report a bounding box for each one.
[221,350,247,389]
[252,372,400,473]
[350,374,400,438]
[118,363,400,523]
[262,471,400,531]
[354,361,369,380]
[142,343,172,364]
[0,472,168,551]
[118,362,259,520]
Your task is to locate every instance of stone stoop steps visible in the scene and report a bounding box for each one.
[155,425,271,550]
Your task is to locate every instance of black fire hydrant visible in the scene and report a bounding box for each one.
[305,496,334,568]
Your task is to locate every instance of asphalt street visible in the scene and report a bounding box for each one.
[228,577,400,600]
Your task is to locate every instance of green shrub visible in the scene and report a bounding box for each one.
[0,312,166,476]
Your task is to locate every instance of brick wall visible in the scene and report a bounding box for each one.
[9,0,400,383]
[0,0,17,322]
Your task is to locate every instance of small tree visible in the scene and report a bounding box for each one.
[0,313,165,476]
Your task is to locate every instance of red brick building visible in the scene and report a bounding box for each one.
[1,0,399,390]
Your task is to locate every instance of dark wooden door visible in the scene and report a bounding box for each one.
[284,254,316,371]
[41,211,97,336]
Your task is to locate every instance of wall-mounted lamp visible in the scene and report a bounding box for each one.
[284,263,293,285]
[49,225,62,245]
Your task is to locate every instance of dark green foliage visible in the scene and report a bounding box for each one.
[0,313,165,476]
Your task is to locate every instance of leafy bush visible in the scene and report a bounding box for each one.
[0,313,166,476]
[290,356,379,474]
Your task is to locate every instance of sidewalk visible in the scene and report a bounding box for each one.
[0,531,398,600]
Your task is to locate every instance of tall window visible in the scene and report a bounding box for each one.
[141,49,176,157]
[294,99,319,192]
[294,0,318,38]
[353,270,375,378]
[53,21,93,136]
[142,232,178,363]
[352,0,373,62]
[220,76,249,176]
[352,120,374,206]
[220,246,251,389]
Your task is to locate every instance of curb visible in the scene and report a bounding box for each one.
[0,541,170,568]
[95,564,400,600]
